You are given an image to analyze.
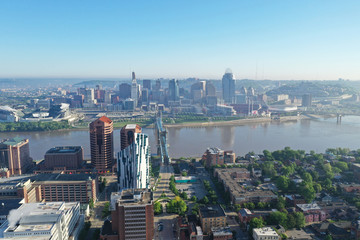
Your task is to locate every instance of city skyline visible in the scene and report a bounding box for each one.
[1,1,360,80]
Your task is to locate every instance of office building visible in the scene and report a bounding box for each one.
[199,205,227,234]
[143,79,152,90]
[302,94,312,107]
[119,83,131,99]
[84,88,95,104]
[100,189,154,240]
[131,72,138,106]
[43,146,83,170]
[2,202,83,240]
[141,88,149,103]
[222,69,236,104]
[0,173,97,204]
[253,227,280,240]
[0,137,32,176]
[118,124,150,190]
[90,116,114,172]
[169,79,180,101]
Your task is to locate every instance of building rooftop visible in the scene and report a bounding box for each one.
[31,173,96,182]
[1,137,27,146]
[253,227,279,237]
[4,202,79,236]
[97,116,112,123]
[211,227,232,236]
[296,203,321,212]
[110,189,152,209]
[207,147,222,154]
[46,146,82,154]
[200,205,226,218]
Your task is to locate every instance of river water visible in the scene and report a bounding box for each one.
[1,116,360,160]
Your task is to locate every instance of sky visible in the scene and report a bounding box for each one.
[0,0,360,80]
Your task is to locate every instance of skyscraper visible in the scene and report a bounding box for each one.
[118,124,150,190]
[168,79,180,101]
[0,137,32,176]
[90,116,114,172]
[222,69,236,104]
[302,94,312,107]
[143,79,152,90]
[131,72,138,106]
[119,83,131,99]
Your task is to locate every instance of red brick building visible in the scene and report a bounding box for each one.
[43,146,84,170]
[202,148,235,168]
[100,189,154,240]
[0,138,32,176]
[90,116,114,172]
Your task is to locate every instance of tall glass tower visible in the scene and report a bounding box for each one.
[222,69,236,104]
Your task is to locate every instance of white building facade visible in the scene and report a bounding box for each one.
[117,131,150,190]
[1,202,83,240]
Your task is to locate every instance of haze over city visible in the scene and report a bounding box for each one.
[1,0,360,80]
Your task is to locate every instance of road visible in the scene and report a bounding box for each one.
[154,213,178,240]
[194,162,225,204]
[153,165,175,200]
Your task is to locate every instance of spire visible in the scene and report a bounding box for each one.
[132,72,136,82]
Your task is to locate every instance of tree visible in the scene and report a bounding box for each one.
[313,183,322,193]
[154,201,163,215]
[249,217,265,231]
[299,182,316,203]
[267,211,287,227]
[181,171,188,176]
[263,150,275,161]
[293,212,305,228]
[201,196,209,204]
[325,234,333,240]
[180,191,188,200]
[192,204,200,215]
[89,198,94,209]
[302,172,313,183]
[190,196,197,202]
[286,214,296,229]
[275,197,286,210]
[102,202,110,218]
[335,161,348,172]
[276,176,290,192]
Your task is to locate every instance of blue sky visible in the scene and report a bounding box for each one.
[0,0,359,80]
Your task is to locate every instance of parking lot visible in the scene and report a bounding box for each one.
[176,178,208,200]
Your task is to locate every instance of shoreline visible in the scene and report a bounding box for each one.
[0,114,338,133]
[164,115,306,128]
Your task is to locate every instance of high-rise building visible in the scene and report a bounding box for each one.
[2,202,83,240]
[222,69,236,104]
[118,124,150,190]
[119,83,131,99]
[84,88,95,103]
[302,94,312,107]
[143,79,152,90]
[141,88,149,103]
[168,79,180,101]
[100,189,154,240]
[0,138,32,176]
[90,116,114,172]
[131,72,138,106]
[43,146,84,170]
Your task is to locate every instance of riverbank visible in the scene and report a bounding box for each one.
[164,115,309,128]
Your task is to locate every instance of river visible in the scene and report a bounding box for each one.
[1,116,360,160]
